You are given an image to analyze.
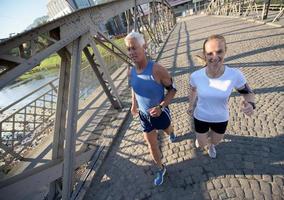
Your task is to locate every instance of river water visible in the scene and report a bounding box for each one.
[0,63,108,117]
[0,76,58,112]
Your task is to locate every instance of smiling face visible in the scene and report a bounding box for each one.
[204,38,226,70]
[125,38,146,64]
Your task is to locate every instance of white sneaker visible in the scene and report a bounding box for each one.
[208,144,216,158]
[195,139,200,148]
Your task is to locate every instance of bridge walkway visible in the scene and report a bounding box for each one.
[84,15,284,200]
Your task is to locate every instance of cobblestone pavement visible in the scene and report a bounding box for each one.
[84,15,284,200]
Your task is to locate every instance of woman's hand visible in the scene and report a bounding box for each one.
[187,106,193,116]
[187,100,195,116]
[241,101,254,116]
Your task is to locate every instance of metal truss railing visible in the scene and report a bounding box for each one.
[0,79,58,169]
[206,0,284,22]
[0,0,176,199]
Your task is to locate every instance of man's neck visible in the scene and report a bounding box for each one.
[136,58,148,71]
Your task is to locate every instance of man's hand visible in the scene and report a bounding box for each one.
[148,106,162,117]
[241,101,254,116]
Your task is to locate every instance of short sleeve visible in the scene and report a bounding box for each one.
[234,69,246,89]
[189,74,196,87]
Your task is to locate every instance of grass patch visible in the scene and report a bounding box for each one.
[18,37,127,82]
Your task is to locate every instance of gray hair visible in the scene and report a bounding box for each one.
[124,31,145,46]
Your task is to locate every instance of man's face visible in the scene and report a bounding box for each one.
[125,38,145,63]
[204,39,226,69]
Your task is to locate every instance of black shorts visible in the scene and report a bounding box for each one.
[193,117,228,134]
[139,107,171,133]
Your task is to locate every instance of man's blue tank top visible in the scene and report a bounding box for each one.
[131,60,164,114]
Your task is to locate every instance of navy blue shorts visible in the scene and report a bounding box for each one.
[138,107,171,133]
[194,117,228,134]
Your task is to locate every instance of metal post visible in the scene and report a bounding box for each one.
[125,10,130,33]
[89,35,122,109]
[48,48,71,200]
[240,0,244,15]
[83,47,121,109]
[272,7,284,22]
[262,0,271,20]
[62,38,81,200]
[134,0,138,32]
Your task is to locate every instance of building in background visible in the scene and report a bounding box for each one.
[47,0,74,20]
[47,1,159,36]
[74,0,94,8]
[168,0,208,16]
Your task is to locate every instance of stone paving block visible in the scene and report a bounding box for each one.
[206,181,214,191]
[272,194,283,200]
[253,191,265,200]
[225,187,236,198]
[244,188,254,199]
[221,178,231,188]
[274,176,284,187]
[234,187,245,199]
[230,178,241,188]
[249,179,261,191]
[260,181,272,196]
[209,190,219,200]
[217,188,228,199]
[271,182,281,195]
[239,178,250,189]
[263,174,273,183]
[212,179,223,190]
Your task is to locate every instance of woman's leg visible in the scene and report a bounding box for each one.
[209,120,227,145]
[194,118,210,148]
[196,132,209,148]
[209,130,224,145]
[208,130,225,158]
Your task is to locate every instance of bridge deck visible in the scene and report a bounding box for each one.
[84,15,284,200]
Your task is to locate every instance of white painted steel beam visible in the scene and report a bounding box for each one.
[48,49,71,200]
[62,38,82,200]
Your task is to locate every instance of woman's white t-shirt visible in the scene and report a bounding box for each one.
[190,66,246,122]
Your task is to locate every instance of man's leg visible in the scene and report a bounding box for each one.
[143,130,163,168]
[143,130,167,186]
[163,124,173,135]
[163,124,176,142]
[154,108,176,142]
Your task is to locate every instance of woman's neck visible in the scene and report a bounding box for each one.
[206,65,225,78]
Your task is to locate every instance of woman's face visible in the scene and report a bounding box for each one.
[204,39,226,70]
